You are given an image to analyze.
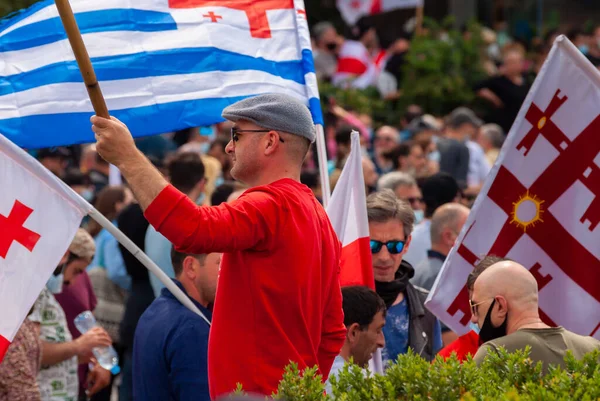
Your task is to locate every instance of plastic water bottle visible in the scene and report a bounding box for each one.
[74,311,120,375]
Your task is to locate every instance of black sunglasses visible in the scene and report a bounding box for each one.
[406,197,424,204]
[370,240,406,254]
[230,127,285,143]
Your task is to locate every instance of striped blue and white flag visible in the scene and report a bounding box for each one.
[0,0,322,148]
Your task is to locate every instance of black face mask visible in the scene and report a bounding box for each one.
[478,299,508,345]
[325,42,338,52]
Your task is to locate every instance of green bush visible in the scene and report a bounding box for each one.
[234,348,600,400]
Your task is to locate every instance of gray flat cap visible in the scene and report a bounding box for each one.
[222,93,316,143]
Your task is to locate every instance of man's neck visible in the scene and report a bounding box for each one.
[179,279,208,308]
[339,343,352,362]
[430,244,449,258]
[248,166,301,188]
[507,312,548,334]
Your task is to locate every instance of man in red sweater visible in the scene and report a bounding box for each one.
[91,93,346,399]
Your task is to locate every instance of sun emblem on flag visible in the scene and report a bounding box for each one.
[511,191,545,232]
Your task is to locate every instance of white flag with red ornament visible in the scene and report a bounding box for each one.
[426,35,600,340]
[0,134,91,360]
[337,0,423,25]
[327,131,374,290]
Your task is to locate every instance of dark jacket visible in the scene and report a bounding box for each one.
[405,282,439,362]
[117,203,153,351]
[437,138,470,189]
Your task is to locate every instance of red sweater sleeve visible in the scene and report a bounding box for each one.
[317,278,346,379]
[144,184,281,254]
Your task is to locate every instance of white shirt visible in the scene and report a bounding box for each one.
[325,355,346,394]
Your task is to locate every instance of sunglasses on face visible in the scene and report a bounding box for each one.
[370,240,406,254]
[469,298,492,316]
[230,127,285,143]
[406,197,424,205]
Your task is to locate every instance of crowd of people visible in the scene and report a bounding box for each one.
[0,13,599,401]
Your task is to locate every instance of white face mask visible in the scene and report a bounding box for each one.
[46,273,64,294]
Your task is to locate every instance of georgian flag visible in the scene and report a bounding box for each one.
[426,35,600,340]
[0,134,91,361]
[337,0,423,25]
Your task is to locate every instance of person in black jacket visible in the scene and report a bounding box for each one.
[367,189,443,363]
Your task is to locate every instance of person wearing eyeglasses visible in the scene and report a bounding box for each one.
[90,93,346,400]
[470,260,600,373]
[366,189,443,364]
[377,172,425,223]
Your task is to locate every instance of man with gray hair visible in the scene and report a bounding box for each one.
[367,189,443,363]
[311,21,340,81]
[91,93,346,398]
[377,172,425,222]
[412,203,470,291]
[477,123,505,166]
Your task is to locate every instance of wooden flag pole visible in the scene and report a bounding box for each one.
[55,0,109,118]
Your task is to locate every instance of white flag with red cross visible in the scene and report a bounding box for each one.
[337,0,423,25]
[426,35,600,340]
[0,134,91,360]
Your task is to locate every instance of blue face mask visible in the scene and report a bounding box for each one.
[81,189,94,203]
[469,322,480,334]
[413,209,425,224]
[46,273,64,294]
[579,45,590,55]
[428,150,440,163]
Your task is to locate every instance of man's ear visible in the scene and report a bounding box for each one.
[264,131,281,156]
[443,228,455,246]
[496,296,509,319]
[182,256,196,280]
[59,251,69,266]
[347,323,362,345]
[403,234,412,253]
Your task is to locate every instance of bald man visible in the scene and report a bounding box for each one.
[91,94,346,398]
[412,203,470,291]
[471,261,600,371]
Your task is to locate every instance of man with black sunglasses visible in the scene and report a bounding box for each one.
[91,93,346,399]
[367,189,443,364]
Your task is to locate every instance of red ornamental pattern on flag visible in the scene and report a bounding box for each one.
[426,36,600,340]
[0,134,91,361]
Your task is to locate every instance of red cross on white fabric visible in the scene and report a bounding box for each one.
[0,200,41,259]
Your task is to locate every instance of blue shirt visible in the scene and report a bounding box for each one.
[89,224,131,291]
[382,297,443,365]
[133,280,212,401]
[145,225,175,298]
[382,298,410,365]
